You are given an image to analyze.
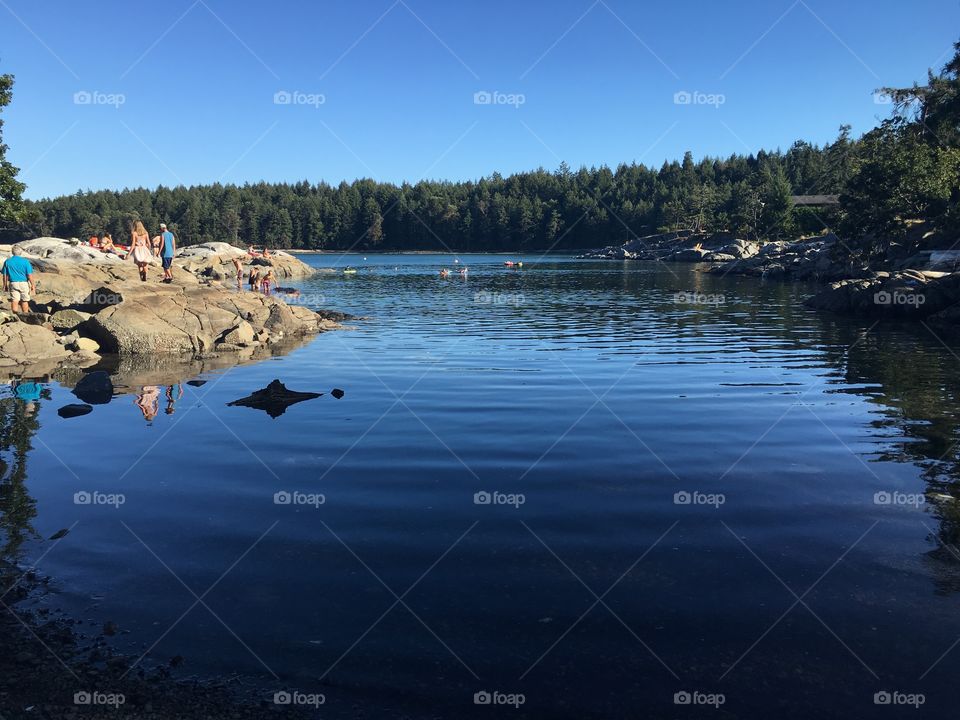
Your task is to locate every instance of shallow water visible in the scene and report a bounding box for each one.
[4,254,960,718]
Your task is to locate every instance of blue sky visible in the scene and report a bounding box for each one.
[2,0,957,199]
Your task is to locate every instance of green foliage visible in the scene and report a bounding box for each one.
[0,74,28,229]
[842,38,960,255]
[22,139,856,250]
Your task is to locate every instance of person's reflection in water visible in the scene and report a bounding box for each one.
[135,386,160,423]
[165,384,183,415]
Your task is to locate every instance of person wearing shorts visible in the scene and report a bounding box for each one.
[159,223,177,283]
[2,246,36,314]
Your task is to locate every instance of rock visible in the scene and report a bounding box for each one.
[49,308,92,332]
[227,379,323,418]
[72,371,114,405]
[57,404,93,419]
[71,337,100,353]
[0,237,342,372]
[221,321,255,346]
[704,252,737,263]
[0,322,72,364]
[331,388,344,399]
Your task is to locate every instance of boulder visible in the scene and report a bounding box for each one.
[221,321,255,346]
[50,308,92,332]
[0,322,72,364]
[72,337,100,353]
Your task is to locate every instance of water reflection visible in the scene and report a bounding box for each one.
[0,380,45,560]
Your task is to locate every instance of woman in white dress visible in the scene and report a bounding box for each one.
[129,220,153,281]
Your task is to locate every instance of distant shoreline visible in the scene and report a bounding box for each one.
[283,249,589,255]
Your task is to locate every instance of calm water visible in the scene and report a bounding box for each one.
[4,254,960,718]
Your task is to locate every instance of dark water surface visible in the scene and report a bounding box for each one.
[4,254,960,718]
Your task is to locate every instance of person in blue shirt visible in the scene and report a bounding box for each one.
[158,223,177,284]
[2,246,36,313]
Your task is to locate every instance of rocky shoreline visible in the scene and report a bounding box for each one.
[580,230,960,321]
[0,239,345,378]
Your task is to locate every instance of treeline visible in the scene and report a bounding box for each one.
[4,40,960,256]
[14,141,853,252]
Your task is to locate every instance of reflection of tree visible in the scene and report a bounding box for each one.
[812,321,960,594]
[0,391,43,562]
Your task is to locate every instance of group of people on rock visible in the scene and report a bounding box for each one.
[88,220,177,284]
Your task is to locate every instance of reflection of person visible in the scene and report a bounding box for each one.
[135,386,160,422]
[165,384,183,415]
[12,379,42,402]
[2,246,36,314]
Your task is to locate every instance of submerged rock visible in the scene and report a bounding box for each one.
[227,379,323,418]
[57,403,93,418]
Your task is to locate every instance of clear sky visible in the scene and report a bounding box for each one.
[2,0,957,199]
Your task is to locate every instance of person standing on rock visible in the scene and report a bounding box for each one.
[232,257,243,288]
[2,246,36,314]
[158,223,177,284]
[130,220,154,281]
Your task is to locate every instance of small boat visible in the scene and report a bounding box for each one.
[343,268,358,274]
